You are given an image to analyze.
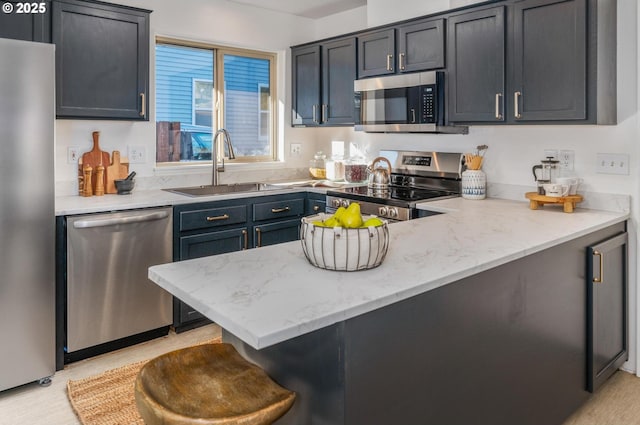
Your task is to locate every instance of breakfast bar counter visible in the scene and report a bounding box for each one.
[148,197,629,425]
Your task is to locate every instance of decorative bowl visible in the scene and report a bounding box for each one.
[300,214,389,271]
[114,179,135,195]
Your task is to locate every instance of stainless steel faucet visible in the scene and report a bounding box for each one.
[212,128,235,186]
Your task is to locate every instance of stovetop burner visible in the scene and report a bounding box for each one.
[332,186,458,207]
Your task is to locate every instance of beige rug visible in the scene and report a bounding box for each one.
[67,337,221,425]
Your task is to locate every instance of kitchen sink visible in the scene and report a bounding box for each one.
[164,183,275,197]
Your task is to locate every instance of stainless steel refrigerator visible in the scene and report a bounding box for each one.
[0,38,56,391]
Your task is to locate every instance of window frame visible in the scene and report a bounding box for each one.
[156,36,278,165]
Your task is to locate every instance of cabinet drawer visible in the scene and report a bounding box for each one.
[253,198,304,221]
[179,205,247,232]
[178,227,249,260]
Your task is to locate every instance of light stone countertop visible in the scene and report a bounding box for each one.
[55,186,328,216]
[148,196,629,350]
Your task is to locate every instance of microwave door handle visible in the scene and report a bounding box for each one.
[410,108,416,123]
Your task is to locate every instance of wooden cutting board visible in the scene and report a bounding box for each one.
[105,151,130,194]
[80,131,110,194]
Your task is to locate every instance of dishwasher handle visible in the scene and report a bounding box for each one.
[73,211,169,229]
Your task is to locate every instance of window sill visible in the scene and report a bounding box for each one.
[154,160,287,175]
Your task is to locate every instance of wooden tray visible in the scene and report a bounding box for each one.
[525,192,583,213]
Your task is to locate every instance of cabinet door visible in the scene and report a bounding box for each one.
[0,4,50,42]
[587,232,628,393]
[322,37,357,125]
[358,28,395,78]
[509,0,586,122]
[447,7,505,123]
[178,227,249,260]
[253,219,301,248]
[397,19,445,73]
[52,0,149,119]
[291,44,321,126]
[305,198,326,216]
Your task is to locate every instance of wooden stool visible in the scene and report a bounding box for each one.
[134,343,295,425]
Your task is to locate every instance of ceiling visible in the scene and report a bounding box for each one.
[227,0,367,19]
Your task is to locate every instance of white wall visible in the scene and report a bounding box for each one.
[367,0,450,26]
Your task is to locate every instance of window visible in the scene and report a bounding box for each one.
[155,38,277,164]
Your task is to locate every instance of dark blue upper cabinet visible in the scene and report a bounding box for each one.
[292,38,356,127]
[447,7,506,123]
[52,0,150,120]
[509,0,586,122]
[357,28,396,78]
[0,2,51,42]
[396,18,445,73]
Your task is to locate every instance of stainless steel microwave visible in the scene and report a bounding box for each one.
[354,71,466,134]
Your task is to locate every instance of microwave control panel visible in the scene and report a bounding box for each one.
[421,85,436,123]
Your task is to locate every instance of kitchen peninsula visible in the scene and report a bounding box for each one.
[149,197,629,425]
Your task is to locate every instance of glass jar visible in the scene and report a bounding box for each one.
[309,152,326,179]
[344,157,368,183]
[325,156,345,181]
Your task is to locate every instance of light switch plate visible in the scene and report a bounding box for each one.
[596,153,629,175]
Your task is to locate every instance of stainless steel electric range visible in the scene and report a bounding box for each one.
[326,151,464,221]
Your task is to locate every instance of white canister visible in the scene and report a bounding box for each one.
[462,169,486,200]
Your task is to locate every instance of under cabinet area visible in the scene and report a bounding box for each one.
[52,0,150,120]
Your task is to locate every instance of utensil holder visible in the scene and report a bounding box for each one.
[462,169,486,200]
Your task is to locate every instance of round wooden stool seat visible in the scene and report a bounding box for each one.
[134,343,295,425]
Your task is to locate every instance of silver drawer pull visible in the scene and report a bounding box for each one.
[271,207,291,213]
[206,214,230,221]
[593,250,603,283]
[514,91,522,119]
[313,205,320,212]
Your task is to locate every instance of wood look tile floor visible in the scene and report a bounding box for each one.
[0,324,221,425]
[0,324,638,425]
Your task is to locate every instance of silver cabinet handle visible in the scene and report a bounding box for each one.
[313,205,320,212]
[242,229,248,250]
[312,104,319,124]
[495,93,503,120]
[73,211,168,228]
[593,250,603,283]
[321,104,327,123]
[255,228,262,247]
[410,108,416,124]
[386,54,393,72]
[206,214,229,222]
[271,207,291,213]
[398,53,406,70]
[139,93,146,117]
[514,91,522,119]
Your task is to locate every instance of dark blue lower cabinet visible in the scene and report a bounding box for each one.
[179,227,249,259]
[253,219,301,248]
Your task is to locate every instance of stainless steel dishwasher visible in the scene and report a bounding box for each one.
[66,207,173,354]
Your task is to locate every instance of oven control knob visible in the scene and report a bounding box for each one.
[332,199,341,208]
[388,208,398,218]
[378,206,388,217]
[341,200,350,208]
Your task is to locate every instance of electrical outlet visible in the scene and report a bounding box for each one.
[559,150,574,171]
[290,143,302,156]
[128,146,146,163]
[543,149,558,160]
[596,153,629,175]
[67,146,80,163]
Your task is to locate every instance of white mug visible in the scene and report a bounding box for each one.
[555,177,581,195]
[542,183,569,197]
